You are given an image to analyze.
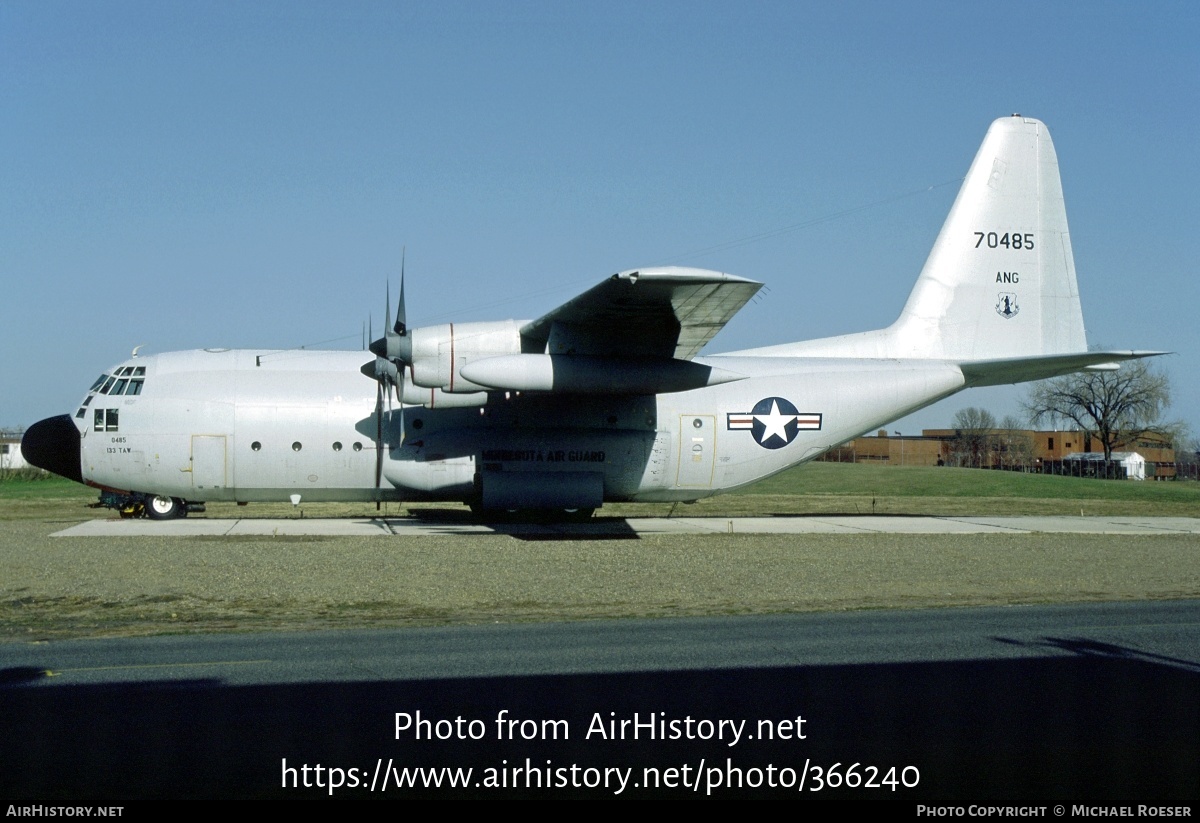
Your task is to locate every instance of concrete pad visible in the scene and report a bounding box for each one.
[51,515,1200,538]
[225,518,393,536]
[805,516,1020,534]
[947,516,1200,535]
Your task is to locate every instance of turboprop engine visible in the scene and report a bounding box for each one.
[379,320,526,394]
[362,268,517,410]
[364,266,752,408]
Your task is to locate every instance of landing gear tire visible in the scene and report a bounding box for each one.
[561,507,595,522]
[146,495,185,520]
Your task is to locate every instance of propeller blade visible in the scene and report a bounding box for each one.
[397,361,406,446]
[375,379,384,509]
[395,247,407,335]
[384,282,392,339]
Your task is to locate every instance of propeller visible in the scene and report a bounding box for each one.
[361,251,412,509]
[369,254,413,365]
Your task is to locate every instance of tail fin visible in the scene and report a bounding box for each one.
[891,115,1087,360]
[747,116,1093,365]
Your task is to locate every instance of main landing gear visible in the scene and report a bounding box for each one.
[97,491,201,519]
[145,494,186,520]
[468,504,596,523]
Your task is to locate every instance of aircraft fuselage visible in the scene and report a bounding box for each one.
[63,347,966,508]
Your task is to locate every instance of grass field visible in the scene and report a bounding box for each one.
[1,465,1197,640]
[2,462,1197,521]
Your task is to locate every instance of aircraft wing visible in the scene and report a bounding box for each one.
[520,267,762,360]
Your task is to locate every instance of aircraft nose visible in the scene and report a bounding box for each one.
[22,415,83,484]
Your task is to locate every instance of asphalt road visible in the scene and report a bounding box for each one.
[2,600,1197,802]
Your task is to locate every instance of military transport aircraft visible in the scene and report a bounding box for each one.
[23,116,1157,520]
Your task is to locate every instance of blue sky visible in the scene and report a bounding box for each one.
[3,1,1197,438]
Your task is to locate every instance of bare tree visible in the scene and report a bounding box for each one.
[1024,360,1172,461]
[1176,433,1200,481]
[951,407,996,468]
[998,414,1036,470]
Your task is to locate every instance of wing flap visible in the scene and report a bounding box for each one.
[520,267,762,360]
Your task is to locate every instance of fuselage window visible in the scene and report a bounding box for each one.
[251,441,262,452]
[292,441,302,452]
[352,442,363,452]
[126,380,143,396]
[332,442,342,451]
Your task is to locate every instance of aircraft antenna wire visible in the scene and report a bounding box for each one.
[411,177,964,325]
[268,176,963,353]
[650,177,965,266]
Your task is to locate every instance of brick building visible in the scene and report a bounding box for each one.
[821,429,1177,478]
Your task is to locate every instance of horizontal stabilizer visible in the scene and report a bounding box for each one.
[960,350,1167,387]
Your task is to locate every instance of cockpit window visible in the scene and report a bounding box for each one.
[112,379,129,395]
[127,379,143,396]
[90,374,109,392]
[94,409,119,431]
[99,376,116,394]
[134,366,145,376]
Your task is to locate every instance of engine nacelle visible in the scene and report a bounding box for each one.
[399,380,488,409]
[409,320,525,393]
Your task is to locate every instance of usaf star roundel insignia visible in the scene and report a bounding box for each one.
[727,397,822,449]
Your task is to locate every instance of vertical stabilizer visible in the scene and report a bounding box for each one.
[891,115,1087,360]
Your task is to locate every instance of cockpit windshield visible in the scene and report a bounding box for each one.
[77,366,148,419]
